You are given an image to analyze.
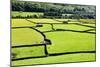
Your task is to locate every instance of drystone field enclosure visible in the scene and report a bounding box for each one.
[11,0,96,66]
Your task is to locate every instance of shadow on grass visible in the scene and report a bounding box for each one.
[12,50,95,61]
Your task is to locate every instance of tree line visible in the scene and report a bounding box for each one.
[11,0,96,19]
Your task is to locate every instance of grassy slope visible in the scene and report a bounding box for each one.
[12,19,96,66]
[79,19,96,23]
[82,24,96,27]
[12,20,45,59]
[12,19,36,27]
[53,24,92,31]
[12,46,45,59]
[55,19,78,22]
[36,24,52,31]
[12,19,44,59]
[12,28,44,46]
[28,19,61,23]
[12,53,95,66]
[45,31,95,54]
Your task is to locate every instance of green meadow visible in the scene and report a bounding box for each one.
[13,53,95,66]
[12,28,44,46]
[12,19,96,66]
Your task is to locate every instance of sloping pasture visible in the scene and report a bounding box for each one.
[12,19,96,66]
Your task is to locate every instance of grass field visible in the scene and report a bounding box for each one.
[12,11,44,18]
[12,28,44,46]
[12,19,36,27]
[12,19,96,66]
[12,53,95,66]
[27,19,62,23]
[79,19,96,24]
[12,46,45,59]
[45,31,95,54]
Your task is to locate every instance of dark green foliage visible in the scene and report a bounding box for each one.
[44,12,62,16]
[63,21,68,24]
[11,0,96,19]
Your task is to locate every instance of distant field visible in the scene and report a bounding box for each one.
[12,18,96,66]
[12,11,44,18]
[12,19,36,27]
[53,24,93,31]
[81,24,96,26]
[79,19,96,24]
[55,19,78,22]
[35,24,52,31]
[27,19,62,23]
